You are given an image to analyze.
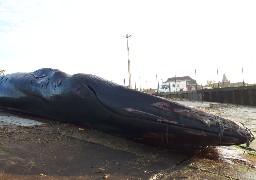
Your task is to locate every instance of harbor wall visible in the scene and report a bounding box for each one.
[155,85,256,106]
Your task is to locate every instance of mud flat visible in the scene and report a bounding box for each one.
[0,101,256,179]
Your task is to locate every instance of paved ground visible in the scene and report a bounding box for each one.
[0,101,256,179]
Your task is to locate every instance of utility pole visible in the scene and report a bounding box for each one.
[156,74,159,93]
[242,67,245,86]
[124,34,132,89]
[195,69,197,90]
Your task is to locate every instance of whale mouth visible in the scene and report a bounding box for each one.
[84,78,250,145]
[239,123,255,147]
[120,102,253,147]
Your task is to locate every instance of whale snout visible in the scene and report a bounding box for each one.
[120,101,254,147]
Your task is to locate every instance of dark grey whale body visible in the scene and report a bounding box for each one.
[0,68,254,148]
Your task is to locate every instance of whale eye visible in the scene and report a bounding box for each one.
[87,84,97,97]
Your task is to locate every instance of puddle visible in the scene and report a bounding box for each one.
[216,146,254,166]
[174,100,215,108]
[149,145,256,179]
[0,116,43,127]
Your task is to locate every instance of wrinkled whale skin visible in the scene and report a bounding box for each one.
[0,68,253,148]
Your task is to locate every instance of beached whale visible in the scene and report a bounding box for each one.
[0,68,254,148]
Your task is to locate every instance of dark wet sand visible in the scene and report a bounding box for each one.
[0,108,256,180]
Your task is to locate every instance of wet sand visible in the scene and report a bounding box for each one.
[0,101,256,179]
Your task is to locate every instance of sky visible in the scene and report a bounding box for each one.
[0,0,256,89]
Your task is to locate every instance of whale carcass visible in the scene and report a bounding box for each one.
[0,68,254,148]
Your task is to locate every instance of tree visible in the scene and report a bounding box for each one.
[206,80,214,88]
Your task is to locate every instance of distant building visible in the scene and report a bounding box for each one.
[222,73,229,83]
[206,81,248,88]
[158,76,198,93]
[204,74,251,89]
[141,88,157,95]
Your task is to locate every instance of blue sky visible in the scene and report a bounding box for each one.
[1,0,256,88]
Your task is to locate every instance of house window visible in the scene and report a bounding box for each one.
[172,84,175,87]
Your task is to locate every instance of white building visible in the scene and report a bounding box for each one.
[158,76,197,93]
